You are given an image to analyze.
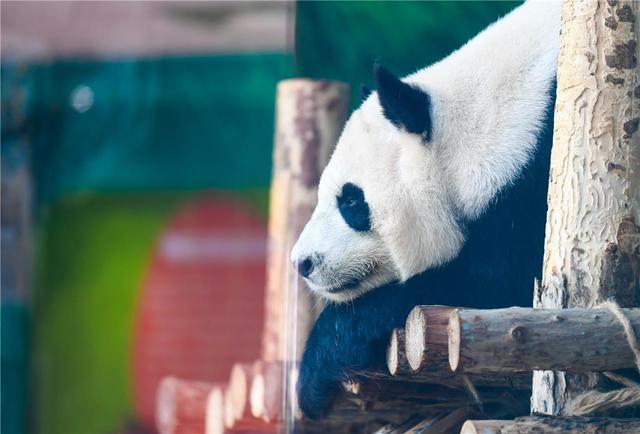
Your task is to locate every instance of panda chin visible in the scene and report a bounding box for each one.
[320,286,366,303]
[305,271,379,303]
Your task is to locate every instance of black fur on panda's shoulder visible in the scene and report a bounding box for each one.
[297,85,556,419]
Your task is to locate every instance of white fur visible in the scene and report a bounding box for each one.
[291,0,560,302]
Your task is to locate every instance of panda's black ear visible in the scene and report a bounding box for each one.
[359,84,373,102]
[374,63,432,141]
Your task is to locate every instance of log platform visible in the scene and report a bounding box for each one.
[447,307,640,374]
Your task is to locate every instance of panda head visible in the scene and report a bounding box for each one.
[291,64,466,302]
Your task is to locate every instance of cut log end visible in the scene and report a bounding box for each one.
[249,361,283,422]
[156,377,213,434]
[156,377,178,434]
[223,389,235,429]
[250,371,266,418]
[448,309,461,372]
[405,306,427,371]
[463,417,640,434]
[460,420,508,434]
[386,329,404,375]
[229,363,253,420]
[205,387,224,434]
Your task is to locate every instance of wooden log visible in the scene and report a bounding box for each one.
[375,410,473,434]
[156,377,213,434]
[227,362,254,422]
[293,374,527,431]
[209,383,277,434]
[387,371,531,392]
[405,407,474,434]
[222,387,236,429]
[261,79,350,362]
[387,328,411,376]
[531,0,640,415]
[250,360,284,422]
[224,363,278,433]
[405,306,456,372]
[460,417,640,434]
[448,307,640,374]
[229,418,277,434]
[336,377,528,423]
[374,416,428,434]
[398,306,530,390]
[205,386,224,434]
[461,420,511,434]
[343,377,469,404]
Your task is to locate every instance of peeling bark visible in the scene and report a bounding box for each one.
[531,0,639,415]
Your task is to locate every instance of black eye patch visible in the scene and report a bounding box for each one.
[337,183,371,232]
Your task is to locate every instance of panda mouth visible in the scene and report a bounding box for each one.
[303,260,388,301]
[326,273,367,293]
[316,265,381,297]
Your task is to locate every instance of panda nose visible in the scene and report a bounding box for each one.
[297,257,314,278]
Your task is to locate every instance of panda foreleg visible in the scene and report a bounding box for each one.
[297,284,418,418]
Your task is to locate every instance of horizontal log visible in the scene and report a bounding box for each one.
[209,382,276,434]
[337,377,529,422]
[397,306,530,389]
[292,373,528,431]
[250,360,284,422]
[387,329,411,376]
[374,416,429,434]
[228,362,254,422]
[411,407,474,434]
[405,306,455,372]
[205,386,224,434]
[223,387,235,429]
[228,416,276,433]
[448,307,640,374]
[385,371,532,391]
[460,417,640,434]
[156,377,214,434]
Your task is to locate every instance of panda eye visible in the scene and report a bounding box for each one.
[344,197,359,208]
[336,183,371,232]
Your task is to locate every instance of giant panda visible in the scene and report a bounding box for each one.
[290,0,560,419]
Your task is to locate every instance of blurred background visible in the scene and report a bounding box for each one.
[1,2,519,434]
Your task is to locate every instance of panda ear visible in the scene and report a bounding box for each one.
[374,63,432,141]
[359,84,373,102]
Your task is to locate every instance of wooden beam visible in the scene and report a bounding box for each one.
[410,407,474,434]
[448,307,640,374]
[460,417,640,434]
[205,386,224,434]
[404,306,454,372]
[227,363,254,422]
[387,328,411,376]
[250,360,284,422]
[155,377,214,434]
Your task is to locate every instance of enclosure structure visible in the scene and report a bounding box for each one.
[154,0,639,433]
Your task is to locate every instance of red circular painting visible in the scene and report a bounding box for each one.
[132,196,267,430]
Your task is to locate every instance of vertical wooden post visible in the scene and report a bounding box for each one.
[531,0,639,415]
[261,80,349,362]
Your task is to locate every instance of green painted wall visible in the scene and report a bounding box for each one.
[296,1,521,107]
[12,53,293,206]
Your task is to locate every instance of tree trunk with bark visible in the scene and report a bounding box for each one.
[531,0,640,416]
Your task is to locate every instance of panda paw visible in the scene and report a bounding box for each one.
[296,286,403,419]
[296,366,339,420]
